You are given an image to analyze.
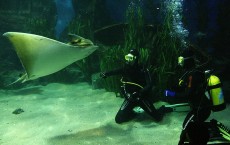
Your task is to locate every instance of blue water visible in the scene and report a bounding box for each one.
[54,0,75,39]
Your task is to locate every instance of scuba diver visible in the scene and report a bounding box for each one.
[164,47,227,144]
[100,49,166,124]
[176,48,212,144]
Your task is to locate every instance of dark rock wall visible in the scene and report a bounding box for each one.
[0,0,55,33]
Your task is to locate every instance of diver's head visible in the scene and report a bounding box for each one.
[178,48,195,69]
[125,49,139,66]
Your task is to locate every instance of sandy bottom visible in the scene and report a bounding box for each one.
[0,82,229,145]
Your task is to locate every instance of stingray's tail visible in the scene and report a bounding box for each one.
[6,73,28,86]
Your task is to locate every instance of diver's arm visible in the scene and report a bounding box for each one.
[165,78,187,98]
[172,72,198,98]
[100,67,124,78]
[174,91,187,98]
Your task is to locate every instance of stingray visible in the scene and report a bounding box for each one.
[3,32,98,84]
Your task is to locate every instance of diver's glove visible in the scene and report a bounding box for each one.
[165,90,176,97]
[100,72,107,78]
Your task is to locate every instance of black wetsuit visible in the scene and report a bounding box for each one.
[104,64,162,124]
[178,69,212,145]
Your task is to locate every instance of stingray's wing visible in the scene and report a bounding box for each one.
[3,32,98,81]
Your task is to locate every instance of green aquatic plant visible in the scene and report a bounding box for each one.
[98,1,155,95]
[124,3,144,52]
[98,2,146,94]
[123,2,155,68]
[149,6,182,100]
[98,1,183,100]
[139,47,151,67]
[99,45,125,95]
[26,17,54,38]
[67,17,93,39]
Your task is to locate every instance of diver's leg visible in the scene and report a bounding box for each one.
[138,99,163,122]
[115,99,136,124]
[194,107,211,122]
[178,108,211,145]
[178,111,194,145]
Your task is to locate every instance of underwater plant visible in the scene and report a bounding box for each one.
[124,1,183,100]
[26,17,55,38]
[149,4,183,100]
[99,45,125,95]
[97,0,183,100]
[98,1,147,94]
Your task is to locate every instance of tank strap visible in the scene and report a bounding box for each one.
[120,77,143,89]
[207,83,222,90]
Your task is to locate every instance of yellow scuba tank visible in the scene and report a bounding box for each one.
[205,74,226,112]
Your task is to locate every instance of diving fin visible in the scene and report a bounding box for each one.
[211,119,230,141]
[164,103,190,112]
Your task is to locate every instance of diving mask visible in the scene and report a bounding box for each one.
[178,56,192,67]
[125,53,136,62]
[178,56,184,67]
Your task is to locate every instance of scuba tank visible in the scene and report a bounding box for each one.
[205,70,226,112]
